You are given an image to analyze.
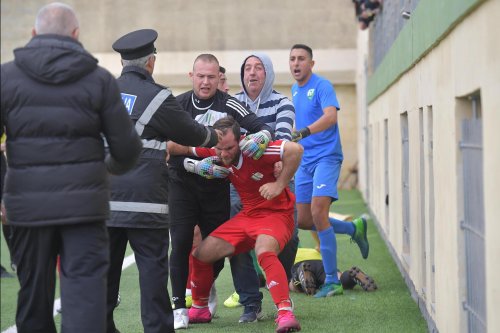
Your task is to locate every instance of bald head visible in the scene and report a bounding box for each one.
[33,2,79,39]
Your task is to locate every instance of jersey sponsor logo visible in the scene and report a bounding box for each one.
[195,110,228,126]
[251,172,264,181]
[121,93,137,114]
[316,184,327,189]
[307,89,315,100]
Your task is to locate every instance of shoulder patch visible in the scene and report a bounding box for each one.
[121,93,137,114]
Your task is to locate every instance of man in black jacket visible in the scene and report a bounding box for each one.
[106,29,222,333]
[0,3,142,333]
[168,53,274,329]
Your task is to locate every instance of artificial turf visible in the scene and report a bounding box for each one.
[0,190,427,332]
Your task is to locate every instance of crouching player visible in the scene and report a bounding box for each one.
[169,116,303,333]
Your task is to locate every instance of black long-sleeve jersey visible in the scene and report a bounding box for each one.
[168,89,274,189]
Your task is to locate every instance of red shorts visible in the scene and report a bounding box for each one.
[210,212,294,255]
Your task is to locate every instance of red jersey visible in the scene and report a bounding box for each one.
[193,140,295,217]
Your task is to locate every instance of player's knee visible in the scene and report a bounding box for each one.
[196,236,233,262]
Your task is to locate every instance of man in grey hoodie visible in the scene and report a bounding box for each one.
[226,53,299,323]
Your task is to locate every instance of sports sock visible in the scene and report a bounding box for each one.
[328,217,355,235]
[310,218,354,236]
[257,251,290,304]
[318,227,340,284]
[190,255,213,307]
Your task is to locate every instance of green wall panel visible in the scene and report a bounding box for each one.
[367,0,485,104]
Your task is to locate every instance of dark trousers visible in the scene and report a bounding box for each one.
[10,222,109,333]
[2,224,14,269]
[168,176,228,310]
[106,227,173,333]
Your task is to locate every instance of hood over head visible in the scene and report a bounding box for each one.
[13,34,98,85]
[239,52,275,112]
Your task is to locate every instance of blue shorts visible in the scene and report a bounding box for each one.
[294,157,342,204]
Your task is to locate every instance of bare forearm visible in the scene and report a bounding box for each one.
[276,141,303,187]
[307,106,338,134]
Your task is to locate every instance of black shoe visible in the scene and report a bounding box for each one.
[296,262,317,295]
[348,266,377,291]
[239,303,264,323]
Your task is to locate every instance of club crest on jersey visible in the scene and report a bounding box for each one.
[251,172,264,181]
[121,93,137,114]
[307,89,315,100]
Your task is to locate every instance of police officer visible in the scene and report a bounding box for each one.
[106,29,221,333]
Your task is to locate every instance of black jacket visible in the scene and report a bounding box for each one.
[108,66,219,228]
[0,34,142,226]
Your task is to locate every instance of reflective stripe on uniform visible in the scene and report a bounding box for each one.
[142,138,167,151]
[200,127,213,147]
[135,89,172,136]
[110,201,169,214]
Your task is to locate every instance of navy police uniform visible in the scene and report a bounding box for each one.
[168,88,273,310]
[106,29,219,333]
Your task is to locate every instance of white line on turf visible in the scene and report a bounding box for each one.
[2,253,136,333]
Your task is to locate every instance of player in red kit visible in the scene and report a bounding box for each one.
[168,116,303,333]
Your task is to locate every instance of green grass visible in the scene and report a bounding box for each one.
[1,190,427,332]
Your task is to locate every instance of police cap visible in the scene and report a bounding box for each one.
[112,29,158,60]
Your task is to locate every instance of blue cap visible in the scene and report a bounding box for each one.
[112,29,158,60]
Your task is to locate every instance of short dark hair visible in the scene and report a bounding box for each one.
[291,44,313,59]
[193,54,219,70]
[213,116,240,140]
[219,66,226,74]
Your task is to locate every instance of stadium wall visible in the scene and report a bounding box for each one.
[361,0,500,332]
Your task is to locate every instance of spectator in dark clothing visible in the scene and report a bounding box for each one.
[0,3,142,332]
[1,143,14,279]
[353,0,382,30]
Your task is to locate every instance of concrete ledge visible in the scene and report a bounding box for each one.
[94,48,357,87]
